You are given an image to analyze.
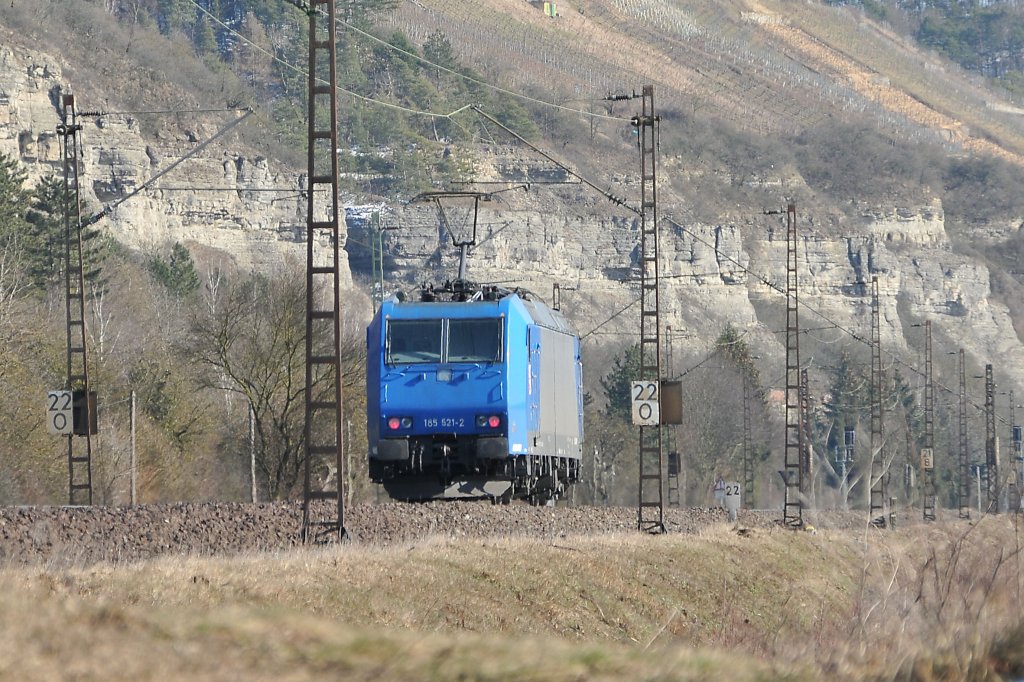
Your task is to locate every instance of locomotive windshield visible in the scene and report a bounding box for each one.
[448,319,502,363]
[385,318,502,364]
[387,319,442,364]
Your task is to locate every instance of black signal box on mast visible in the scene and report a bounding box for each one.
[72,390,98,436]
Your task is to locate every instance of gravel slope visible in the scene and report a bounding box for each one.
[0,501,805,568]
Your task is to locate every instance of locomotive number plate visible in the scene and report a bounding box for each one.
[423,417,465,429]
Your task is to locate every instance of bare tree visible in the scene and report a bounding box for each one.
[188,261,364,499]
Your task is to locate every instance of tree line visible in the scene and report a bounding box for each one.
[827,0,1024,94]
[578,322,983,514]
[0,151,371,504]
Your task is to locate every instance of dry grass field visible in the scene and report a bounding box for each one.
[3,514,1024,680]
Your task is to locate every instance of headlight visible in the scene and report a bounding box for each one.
[387,416,413,431]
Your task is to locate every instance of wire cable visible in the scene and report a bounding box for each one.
[336,18,632,122]
[84,109,255,227]
[77,107,251,117]
[146,186,306,192]
[579,295,640,340]
[472,105,638,214]
[184,0,1015,427]
[657,215,1012,421]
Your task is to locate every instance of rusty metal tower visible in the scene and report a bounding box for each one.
[800,368,812,506]
[922,321,936,521]
[783,203,803,528]
[301,0,346,542]
[869,277,886,523]
[984,363,998,513]
[742,375,754,509]
[634,85,665,534]
[664,327,680,507]
[1011,391,1022,512]
[58,93,94,506]
[957,349,970,519]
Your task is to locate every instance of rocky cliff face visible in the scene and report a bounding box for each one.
[0,44,347,281]
[355,153,1023,403]
[2,42,1021,404]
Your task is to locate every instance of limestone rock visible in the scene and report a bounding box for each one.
[0,43,348,279]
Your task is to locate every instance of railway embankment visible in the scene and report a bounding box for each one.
[0,506,1021,679]
[0,501,794,568]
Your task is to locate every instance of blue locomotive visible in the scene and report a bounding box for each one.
[366,281,583,502]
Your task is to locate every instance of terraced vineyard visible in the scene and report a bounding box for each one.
[380,0,1024,161]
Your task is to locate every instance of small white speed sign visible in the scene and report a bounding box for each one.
[724,481,741,510]
[723,481,742,521]
[46,390,74,435]
[920,447,934,471]
[631,381,660,426]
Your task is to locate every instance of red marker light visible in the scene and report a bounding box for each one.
[387,417,401,430]
[488,415,501,428]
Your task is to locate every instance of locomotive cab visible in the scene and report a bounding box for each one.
[366,282,583,501]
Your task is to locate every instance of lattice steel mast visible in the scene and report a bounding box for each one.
[922,320,936,521]
[869,277,886,523]
[58,93,94,506]
[301,0,346,541]
[984,363,998,512]
[958,348,970,519]
[634,85,665,533]
[800,368,811,507]
[1011,391,1021,512]
[665,327,680,507]
[783,203,803,528]
[742,374,754,508]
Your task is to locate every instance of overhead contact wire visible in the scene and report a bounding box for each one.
[86,109,255,226]
[179,0,1009,425]
[336,18,632,122]
[77,107,251,116]
[471,106,639,214]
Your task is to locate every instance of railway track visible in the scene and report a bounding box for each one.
[0,500,838,568]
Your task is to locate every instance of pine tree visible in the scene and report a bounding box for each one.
[157,0,192,35]
[821,350,871,455]
[23,174,64,287]
[423,29,456,88]
[149,242,201,299]
[23,172,110,293]
[0,153,29,241]
[234,11,272,93]
[600,344,641,422]
[193,14,217,56]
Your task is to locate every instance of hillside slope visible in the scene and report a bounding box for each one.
[383,0,1024,158]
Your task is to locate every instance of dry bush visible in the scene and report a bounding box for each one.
[807,516,1024,679]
